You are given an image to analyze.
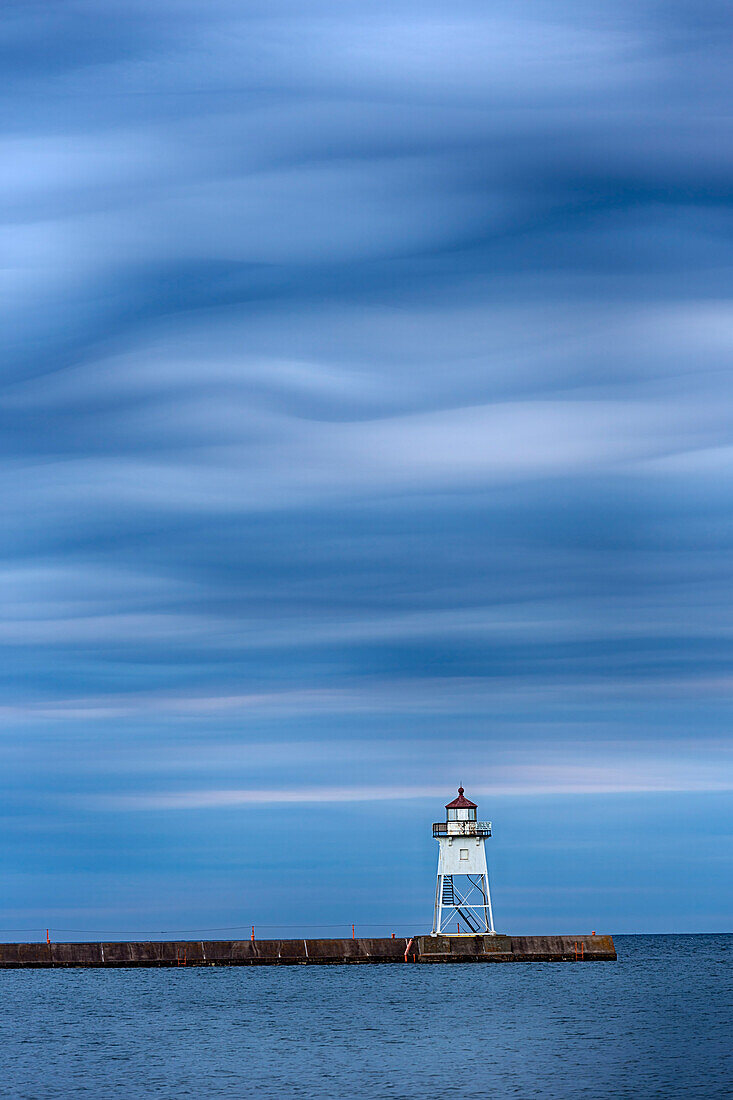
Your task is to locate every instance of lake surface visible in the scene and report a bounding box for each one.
[1,935,730,1098]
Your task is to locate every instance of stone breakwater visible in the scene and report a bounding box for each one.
[0,934,616,967]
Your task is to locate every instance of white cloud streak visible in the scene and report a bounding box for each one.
[97,763,733,811]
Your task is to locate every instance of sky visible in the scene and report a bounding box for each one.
[1,0,732,938]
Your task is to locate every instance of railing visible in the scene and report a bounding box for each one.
[433,821,491,838]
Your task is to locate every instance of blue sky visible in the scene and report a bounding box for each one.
[1,0,732,937]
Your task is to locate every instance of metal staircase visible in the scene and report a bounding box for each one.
[441,875,481,932]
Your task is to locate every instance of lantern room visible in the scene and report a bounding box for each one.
[446,787,477,822]
[433,788,490,838]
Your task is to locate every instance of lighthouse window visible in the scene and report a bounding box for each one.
[459,849,469,860]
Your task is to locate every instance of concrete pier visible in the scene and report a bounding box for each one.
[0,934,616,967]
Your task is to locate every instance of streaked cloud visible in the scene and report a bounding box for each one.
[96,762,733,811]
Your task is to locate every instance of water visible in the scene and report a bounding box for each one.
[0,935,730,1099]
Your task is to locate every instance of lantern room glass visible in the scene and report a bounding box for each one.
[447,807,476,821]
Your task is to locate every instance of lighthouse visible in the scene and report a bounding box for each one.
[432,787,496,935]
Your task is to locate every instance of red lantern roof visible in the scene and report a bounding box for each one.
[445,786,477,810]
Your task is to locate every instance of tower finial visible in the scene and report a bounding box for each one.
[458,786,464,795]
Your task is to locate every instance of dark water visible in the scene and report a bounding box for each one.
[0,935,730,1099]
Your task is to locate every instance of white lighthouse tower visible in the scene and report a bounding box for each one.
[432,787,496,935]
